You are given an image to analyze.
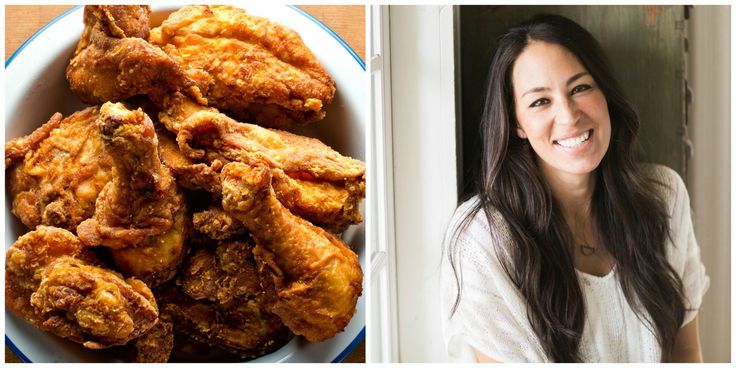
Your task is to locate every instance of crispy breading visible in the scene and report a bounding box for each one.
[150,5,335,128]
[130,311,174,362]
[158,239,290,359]
[192,206,248,241]
[67,6,202,106]
[76,103,188,287]
[6,107,114,230]
[5,227,158,350]
[30,256,158,349]
[160,93,365,232]
[221,163,362,342]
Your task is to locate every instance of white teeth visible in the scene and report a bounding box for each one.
[556,130,591,148]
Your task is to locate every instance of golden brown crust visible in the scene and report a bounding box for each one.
[68,6,201,106]
[5,227,87,325]
[192,206,247,241]
[5,227,158,349]
[84,5,151,39]
[150,5,335,128]
[7,107,113,230]
[158,239,291,359]
[131,311,174,362]
[159,93,365,232]
[30,256,158,349]
[77,103,180,249]
[4,113,63,168]
[220,163,362,342]
[76,103,188,287]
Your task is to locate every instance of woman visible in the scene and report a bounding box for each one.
[440,14,709,362]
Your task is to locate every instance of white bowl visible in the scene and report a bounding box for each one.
[4,5,365,363]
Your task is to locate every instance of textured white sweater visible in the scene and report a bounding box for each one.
[440,165,709,362]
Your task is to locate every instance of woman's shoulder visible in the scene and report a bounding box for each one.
[448,196,509,238]
[446,196,513,261]
[640,163,688,209]
[641,163,686,193]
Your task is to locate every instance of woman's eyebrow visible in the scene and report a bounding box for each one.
[520,72,591,98]
[567,71,590,85]
[521,86,549,98]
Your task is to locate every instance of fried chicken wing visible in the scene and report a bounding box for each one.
[67,6,202,105]
[77,102,187,286]
[220,163,362,342]
[6,107,114,230]
[159,93,365,232]
[5,227,158,350]
[30,256,158,349]
[150,5,335,128]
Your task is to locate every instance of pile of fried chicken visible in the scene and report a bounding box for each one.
[5,5,364,362]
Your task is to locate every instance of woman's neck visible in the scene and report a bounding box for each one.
[541,166,595,221]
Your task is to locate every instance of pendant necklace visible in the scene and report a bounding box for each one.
[579,243,596,256]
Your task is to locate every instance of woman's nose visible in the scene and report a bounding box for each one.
[555,98,580,126]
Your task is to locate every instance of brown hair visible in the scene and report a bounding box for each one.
[447,14,686,362]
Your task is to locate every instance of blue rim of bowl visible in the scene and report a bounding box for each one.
[5,5,366,363]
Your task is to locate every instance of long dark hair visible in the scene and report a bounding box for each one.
[448,14,686,362]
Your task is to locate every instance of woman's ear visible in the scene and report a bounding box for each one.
[516,125,527,139]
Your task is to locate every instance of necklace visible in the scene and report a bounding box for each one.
[579,243,596,256]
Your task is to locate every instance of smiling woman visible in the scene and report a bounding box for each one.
[441,14,709,363]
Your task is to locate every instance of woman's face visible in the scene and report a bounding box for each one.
[512,41,611,182]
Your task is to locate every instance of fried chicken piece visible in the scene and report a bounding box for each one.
[160,93,365,232]
[6,226,88,324]
[6,107,114,230]
[77,102,187,286]
[192,206,248,241]
[108,202,188,287]
[162,296,290,359]
[158,126,223,193]
[156,240,290,359]
[221,163,363,342]
[82,5,151,40]
[30,256,158,349]
[130,311,174,362]
[5,227,159,350]
[271,169,364,233]
[67,6,202,105]
[77,102,180,248]
[178,240,262,304]
[150,5,335,128]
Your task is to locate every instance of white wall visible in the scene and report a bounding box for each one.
[389,5,458,363]
[687,5,731,363]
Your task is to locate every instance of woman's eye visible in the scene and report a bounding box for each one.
[571,84,592,95]
[529,98,549,108]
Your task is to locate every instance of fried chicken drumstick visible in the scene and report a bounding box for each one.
[77,102,187,287]
[221,163,362,342]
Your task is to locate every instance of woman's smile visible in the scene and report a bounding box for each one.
[512,41,611,180]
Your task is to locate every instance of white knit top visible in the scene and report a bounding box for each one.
[440,165,709,362]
